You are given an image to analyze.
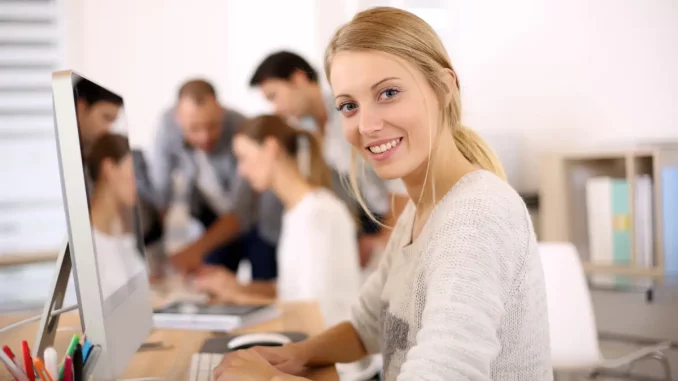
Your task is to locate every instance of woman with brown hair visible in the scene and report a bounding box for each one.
[195,115,379,379]
[213,6,551,381]
[87,133,147,302]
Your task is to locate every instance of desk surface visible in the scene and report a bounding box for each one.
[0,301,338,381]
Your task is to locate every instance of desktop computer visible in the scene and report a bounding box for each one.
[44,70,154,380]
[31,70,283,381]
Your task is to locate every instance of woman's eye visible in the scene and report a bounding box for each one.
[338,102,358,114]
[379,88,400,101]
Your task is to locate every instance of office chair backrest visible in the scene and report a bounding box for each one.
[539,242,602,369]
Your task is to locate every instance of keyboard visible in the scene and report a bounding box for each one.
[187,353,225,381]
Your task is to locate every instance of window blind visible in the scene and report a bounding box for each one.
[0,0,66,256]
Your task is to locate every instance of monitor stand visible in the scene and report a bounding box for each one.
[32,240,80,359]
[31,240,169,362]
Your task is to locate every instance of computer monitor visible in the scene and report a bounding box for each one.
[49,70,153,380]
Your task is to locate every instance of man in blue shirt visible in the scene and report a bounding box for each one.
[249,52,409,267]
[148,79,282,282]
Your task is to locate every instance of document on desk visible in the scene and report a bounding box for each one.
[152,303,280,332]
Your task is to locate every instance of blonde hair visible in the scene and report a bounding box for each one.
[237,115,332,190]
[324,7,505,219]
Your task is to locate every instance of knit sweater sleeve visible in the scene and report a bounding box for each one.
[350,241,392,354]
[397,195,530,381]
[351,203,413,354]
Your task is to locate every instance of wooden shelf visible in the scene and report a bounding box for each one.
[539,144,678,278]
[582,263,663,278]
[0,252,57,267]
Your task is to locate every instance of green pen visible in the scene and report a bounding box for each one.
[59,334,81,380]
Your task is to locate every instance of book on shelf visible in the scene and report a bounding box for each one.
[585,175,652,287]
[662,168,678,277]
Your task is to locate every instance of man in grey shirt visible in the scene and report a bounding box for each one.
[148,79,282,281]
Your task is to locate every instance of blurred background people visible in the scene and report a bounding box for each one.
[195,114,380,380]
[249,51,409,270]
[148,79,283,285]
[74,77,123,156]
[86,133,147,301]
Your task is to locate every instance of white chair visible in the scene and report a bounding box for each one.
[538,242,672,380]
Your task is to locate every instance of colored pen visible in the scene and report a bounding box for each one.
[82,345,101,381]
[59,334,80,380]
[73,344,83,381]
[2,345,21,373]
[63,356,73,381]
[0,350,29,381]
[43,347,58,380]
[33,358,53,381]
[21,341,34,381]
[81,340,93,364]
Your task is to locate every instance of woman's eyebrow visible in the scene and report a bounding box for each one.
[334,76,401,100]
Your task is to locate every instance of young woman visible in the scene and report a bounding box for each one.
[195,115,381,380]
[86,133,147,301]
[212,6,552,381]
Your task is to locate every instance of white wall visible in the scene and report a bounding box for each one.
[63,0,678,193]
[445,0,678,192]
[62,0,339,152]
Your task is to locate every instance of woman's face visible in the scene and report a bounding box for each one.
[329,50,443,182]
[233,134,275,192]
[103,153,137,208]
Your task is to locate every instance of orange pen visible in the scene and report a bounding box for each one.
[33,358,53,381]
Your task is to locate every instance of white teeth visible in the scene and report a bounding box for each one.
[368,138,401,154]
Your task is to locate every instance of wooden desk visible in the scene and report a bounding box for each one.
[0,302,338,381]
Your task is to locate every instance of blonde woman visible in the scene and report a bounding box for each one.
[213,7,552,381]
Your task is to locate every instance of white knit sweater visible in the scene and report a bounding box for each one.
[351,170,553,381]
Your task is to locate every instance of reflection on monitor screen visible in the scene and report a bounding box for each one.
[72,77,148,314]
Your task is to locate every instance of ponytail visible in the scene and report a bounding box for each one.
[295,130,333,190]
[453,125,506,180]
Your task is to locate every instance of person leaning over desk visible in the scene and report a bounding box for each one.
[195,114,381,380]
[249,51,409,270]
[213,7,552,381]
[147,79,283,283]
[73,77,123,157]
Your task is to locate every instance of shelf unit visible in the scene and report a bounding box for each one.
[539,145,678,281]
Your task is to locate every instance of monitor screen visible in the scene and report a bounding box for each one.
[72,76,149,315]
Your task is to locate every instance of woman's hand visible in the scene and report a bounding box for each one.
[250,343,310,375]
[194,266,241,304]
[213,348,285,381]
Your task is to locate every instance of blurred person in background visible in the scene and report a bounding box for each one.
[148,79,283,284]
[86,133,147,300]
[195,114,381,380]
[249,51,409,270]
[74,77,123,156]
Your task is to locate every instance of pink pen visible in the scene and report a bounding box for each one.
[63,356,73,381]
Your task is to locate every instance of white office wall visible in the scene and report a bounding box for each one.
[445,0,678,191]
[223,0,319,116]
[62,0,231,150]
[62,0,678,192]
[61,0,333,151]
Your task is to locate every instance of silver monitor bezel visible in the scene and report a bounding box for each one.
[50,70,153,380]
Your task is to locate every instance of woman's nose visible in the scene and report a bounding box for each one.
[358,107,385,136]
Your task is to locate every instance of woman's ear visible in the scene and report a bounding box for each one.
[99,158,116,180]
[441,68,458,105]
[262,136,281,157]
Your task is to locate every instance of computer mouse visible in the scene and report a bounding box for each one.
[177,302,200,314]
[227,333,291,351]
